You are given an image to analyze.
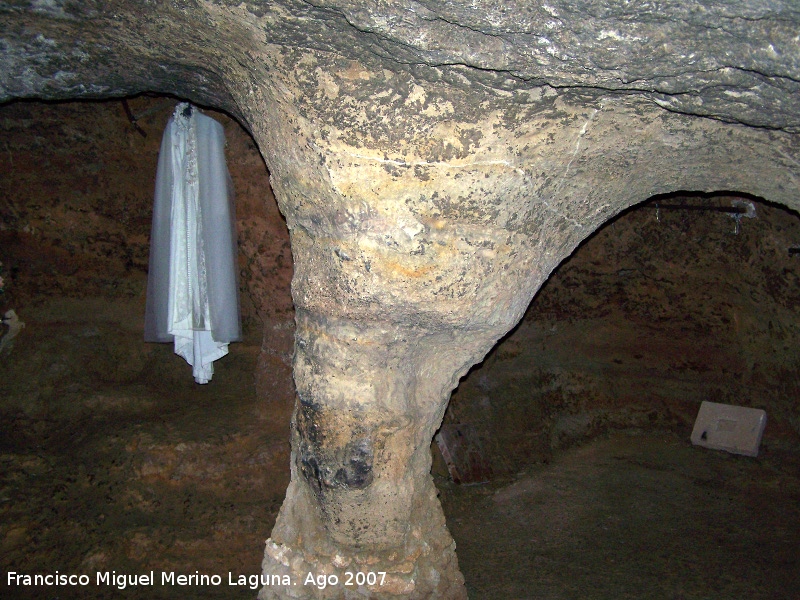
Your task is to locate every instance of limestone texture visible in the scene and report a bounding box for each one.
[2,1,800,598]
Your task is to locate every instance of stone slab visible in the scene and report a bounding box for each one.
[690,401,767,457]
[435,424,492,485]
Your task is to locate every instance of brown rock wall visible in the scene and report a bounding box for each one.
[0,96,292,324]
[445,195,800,474]
[0,98,296,599]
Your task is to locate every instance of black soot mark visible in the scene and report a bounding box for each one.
[296,399,375,495]
[333,438,374,489]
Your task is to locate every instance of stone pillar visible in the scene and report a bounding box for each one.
[259,312,481,598]
[247,54,546,599]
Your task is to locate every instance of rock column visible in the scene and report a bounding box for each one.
[249,54,546,599]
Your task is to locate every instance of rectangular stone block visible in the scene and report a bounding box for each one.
[435,424,492,485]
[690,401,767,457]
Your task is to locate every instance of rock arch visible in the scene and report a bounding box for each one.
[444,187,800,472]
[440,187,800,597]
[256,94,800,599]
[2,2,799,598]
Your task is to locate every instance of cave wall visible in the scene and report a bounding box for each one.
[444,195,800,475]
[0,97,297,592]
[0,97,295,401]
[0,96,293,320]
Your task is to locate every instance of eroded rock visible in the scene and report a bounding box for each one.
[2,2,799,598]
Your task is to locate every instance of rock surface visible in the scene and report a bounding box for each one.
[2,2,800,598]
[2,1,800,130]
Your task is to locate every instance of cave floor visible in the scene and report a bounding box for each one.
[440,430,800,600]
[0,301,293,599]
[1,304,799,599]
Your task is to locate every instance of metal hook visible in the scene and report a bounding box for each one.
[121,99,147,137]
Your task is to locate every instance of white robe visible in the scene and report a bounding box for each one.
[144,103,241,383]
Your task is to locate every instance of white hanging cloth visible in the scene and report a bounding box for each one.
[144,103,241,383]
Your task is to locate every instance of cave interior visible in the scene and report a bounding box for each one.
[1,95,798,598]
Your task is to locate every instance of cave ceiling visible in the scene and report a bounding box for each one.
[1,0,799,131]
